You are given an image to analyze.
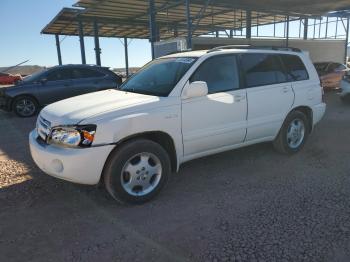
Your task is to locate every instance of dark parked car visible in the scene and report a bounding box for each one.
[314,62,349,90]
[0,64,122,117]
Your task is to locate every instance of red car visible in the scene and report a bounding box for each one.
[0,72,23,85]
[314,62,349,90]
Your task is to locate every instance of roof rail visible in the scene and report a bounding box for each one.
[207,45,302,53]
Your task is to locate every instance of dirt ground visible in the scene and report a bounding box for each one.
[1,92,350,262]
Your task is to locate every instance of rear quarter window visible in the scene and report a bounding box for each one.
[280,55,309,81]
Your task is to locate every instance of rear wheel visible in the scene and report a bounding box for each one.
[13,96,38,117]
[103,139,171,204]
[273,111,310,154]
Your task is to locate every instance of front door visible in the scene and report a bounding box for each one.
[181,54,247,157]
[39,68,74,105]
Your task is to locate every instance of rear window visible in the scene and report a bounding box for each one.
[280,55,309,81]
[241,53,288,88]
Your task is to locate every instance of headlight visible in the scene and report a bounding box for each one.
[48,125,96,148]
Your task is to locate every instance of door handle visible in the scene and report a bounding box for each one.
[235,94,246,102]
[282,87,289,93]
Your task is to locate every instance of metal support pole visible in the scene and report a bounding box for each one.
[78,20,86,64]
[185,0,192,49]
[156,26,160,42]
[246,10,252,39]
[93,20,101,66]
[286,16,290,47]
[55,34,62,65]
[174,24,178,37]
[234,9,237,36]
[303,18,308,40]
[148,0,156,59]
[335,17,339,39]
[240,10,243,36]
[325,16,329,38]
[345,17,349,63]
[318,18,322,38]
[257,14,259,37]
[124,38,129,78]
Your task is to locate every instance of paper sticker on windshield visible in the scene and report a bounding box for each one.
[175,58,195,64]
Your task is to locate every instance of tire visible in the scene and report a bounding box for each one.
[273,110,310,154]
[13,96,38,117]
[103,139,171,204]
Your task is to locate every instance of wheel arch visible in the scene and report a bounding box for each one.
[99,131,178,184]
[11,94,40,109]
[290,106,313,133]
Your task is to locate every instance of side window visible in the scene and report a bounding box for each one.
[190,55,240,94]
[280,55,309,81]
[241,53,287,88]
[47,69,72,81]
[71,68,105,79]
[333,63,346,72]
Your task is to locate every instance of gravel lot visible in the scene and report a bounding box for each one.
[1,92,350,262]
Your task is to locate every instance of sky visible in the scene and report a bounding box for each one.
[0,0,152,68]
[0,0,348,68]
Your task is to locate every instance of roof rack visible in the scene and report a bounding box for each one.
[207,45,302,53]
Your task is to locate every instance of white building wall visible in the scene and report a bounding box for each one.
[192,37,346,63]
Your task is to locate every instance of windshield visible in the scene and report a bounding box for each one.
[120,57,197,96]
[22,69,48,83]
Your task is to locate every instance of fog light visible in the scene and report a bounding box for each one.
[51,159,64,173]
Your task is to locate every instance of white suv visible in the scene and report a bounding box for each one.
[29,46,326,204]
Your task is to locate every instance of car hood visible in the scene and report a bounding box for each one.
[40,89,161,126]
[1,82,34,94]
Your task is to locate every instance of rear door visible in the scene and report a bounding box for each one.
[70,68,109,96]
[241,53,294,141]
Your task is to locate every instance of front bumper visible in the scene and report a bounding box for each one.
[0,95,11,111]
[29,129,114,185]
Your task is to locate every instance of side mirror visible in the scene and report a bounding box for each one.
[40,78,48,84]
[182,81,208,99]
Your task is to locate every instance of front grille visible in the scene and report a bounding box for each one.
[37,115,51,142]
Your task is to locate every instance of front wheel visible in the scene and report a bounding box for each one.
[13,96,38,117]
[103,139,171,204]
[273,111,310,154]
